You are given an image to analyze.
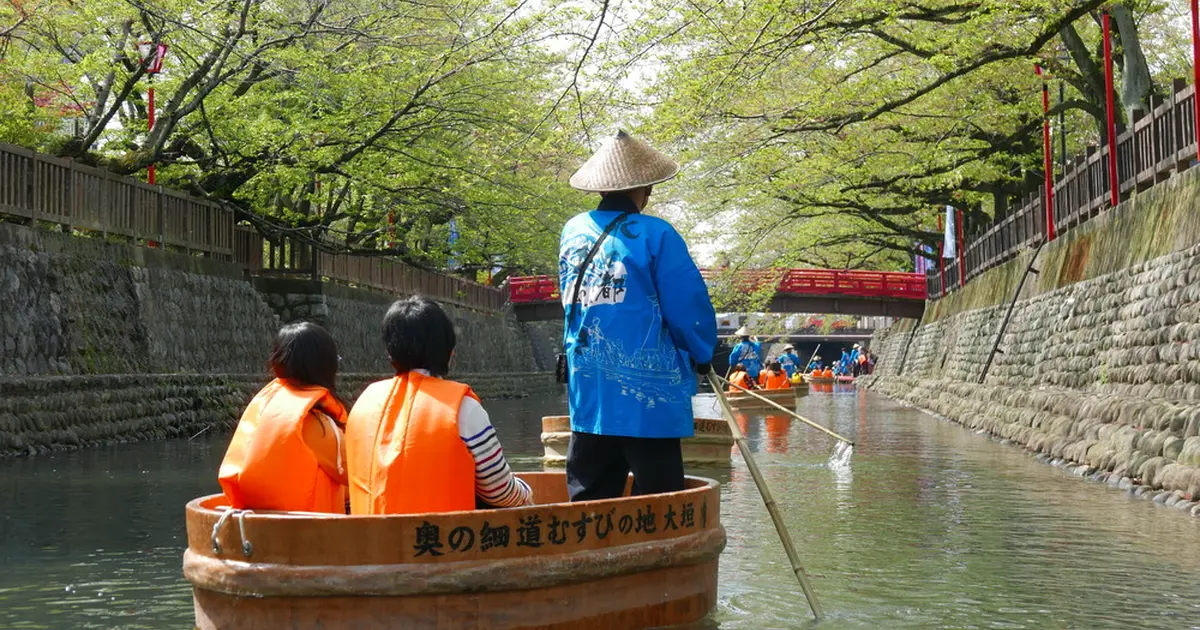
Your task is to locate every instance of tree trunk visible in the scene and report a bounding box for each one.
[1110,4,1153,119]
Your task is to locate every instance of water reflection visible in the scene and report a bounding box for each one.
[3,388,1200,629]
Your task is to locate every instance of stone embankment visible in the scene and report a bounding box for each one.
[0,221,559,456]
[0,372,560,457]
[867,168,1200,516]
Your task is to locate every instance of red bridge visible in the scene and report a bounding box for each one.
[507,269,926,321]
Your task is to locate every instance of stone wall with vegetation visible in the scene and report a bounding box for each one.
[0,222,278,376]
[868,169,1200,515]
[0,221,556,456]
[0,372,560,457]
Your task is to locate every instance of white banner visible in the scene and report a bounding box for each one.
[942,205,956,259]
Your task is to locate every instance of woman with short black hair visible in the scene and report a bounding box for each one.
[219,322,349,513]
[345,296,531,515]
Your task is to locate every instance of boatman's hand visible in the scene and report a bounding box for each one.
[695,362,711,375]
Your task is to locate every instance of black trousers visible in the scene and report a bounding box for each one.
[566,432,684,501]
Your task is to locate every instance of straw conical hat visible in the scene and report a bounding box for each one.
[569,130,679,192]
[734,326,750,336]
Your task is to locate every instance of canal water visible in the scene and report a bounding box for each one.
[3,386,1200,629]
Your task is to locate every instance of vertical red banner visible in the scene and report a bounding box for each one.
[147,83,156,185]
[1035,64,1056,241]
[1102,11,1120,207]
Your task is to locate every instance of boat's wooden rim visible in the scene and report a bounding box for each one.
[188,473,722,569]
[540,416,731,435]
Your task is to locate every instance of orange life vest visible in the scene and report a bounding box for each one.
[345,372,477,515]
[759,370,790,390]
[728,371,752,393]
[823,368,835,378]
[218,379,348,513]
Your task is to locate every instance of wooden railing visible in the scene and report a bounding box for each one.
[0,143,505,312]
[261,234,504,311]
[929,79,1199,298]
[0,143,234,259]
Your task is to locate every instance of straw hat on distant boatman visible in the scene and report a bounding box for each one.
[557,130,718,503]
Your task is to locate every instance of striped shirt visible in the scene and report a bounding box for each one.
[459,397,532,508]
[409,370,531,508]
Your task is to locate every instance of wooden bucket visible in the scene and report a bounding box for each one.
[184,472,724,629]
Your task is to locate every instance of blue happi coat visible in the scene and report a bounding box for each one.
[559,195,717,439]
[730,340,763,379]
[778,351,801,377]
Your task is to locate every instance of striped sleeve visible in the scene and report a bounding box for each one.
[458,397,532,508]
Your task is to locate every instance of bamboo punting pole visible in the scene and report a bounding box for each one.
[706,372,824,620]
[718,375,854,445]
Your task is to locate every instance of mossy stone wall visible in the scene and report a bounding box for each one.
[869,168,1200,514]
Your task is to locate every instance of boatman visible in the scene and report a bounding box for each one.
[559,130,717,501]
[729,327,763,381]
[777,343,801,378]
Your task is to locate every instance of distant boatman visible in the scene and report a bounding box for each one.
[559,130,717,501]
[729,327,763,380]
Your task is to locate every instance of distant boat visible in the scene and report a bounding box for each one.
[726,387,796,410]
[183,472,725,630]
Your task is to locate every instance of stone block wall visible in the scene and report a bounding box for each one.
[254,278,539,374]
[868,169,1200,514]
[0,221,558,456]
[0,372,560,457]
[0,222,278,376]
[522,320,563,371]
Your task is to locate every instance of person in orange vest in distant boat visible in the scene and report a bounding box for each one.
[758,360,790,390]
[344,295,532,515]
[218,322,349,513]
[728,363,753,392]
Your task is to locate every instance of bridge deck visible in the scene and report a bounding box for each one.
[507,269,926,320]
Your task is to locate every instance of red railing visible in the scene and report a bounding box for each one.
[507,269,927,304]
[508,275,561,304]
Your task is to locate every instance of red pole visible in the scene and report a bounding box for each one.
[1035,64,1056,241]
[147,80,156,185]
[937,213,946,296]
[1102,11,1119,207]
[1193,0,1200,160]
[955,208,965,285]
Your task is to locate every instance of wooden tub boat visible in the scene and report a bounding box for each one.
[726,387,796,410]
[805,374,834,385]
[184,472,724,630]
[541,416,733,467]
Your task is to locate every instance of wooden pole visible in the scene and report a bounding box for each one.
[978,241,1045,384]
[804,343,821,373]
[706,372,824,620]
[1103,11,1120,207]
[718,375,853,445]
